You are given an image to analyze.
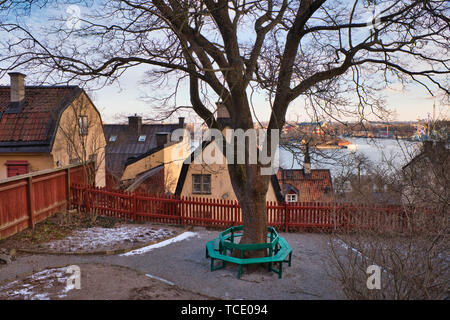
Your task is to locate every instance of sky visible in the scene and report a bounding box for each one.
[0,61,443,125]
[70,64,443,124]
[0,1,447,125]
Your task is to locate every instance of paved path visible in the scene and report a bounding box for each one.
[0,227,345,300]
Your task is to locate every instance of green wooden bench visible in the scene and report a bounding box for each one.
[205,226,292,279]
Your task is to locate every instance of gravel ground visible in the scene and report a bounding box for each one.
[40,225,176,253]
[0,264,213,300]
[0,227,345,300]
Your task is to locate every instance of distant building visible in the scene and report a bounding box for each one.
[0,72,106,186]
[276,145,333,202]
[402,140,449,206]
[334,174,401,204]
[103,116,190,193]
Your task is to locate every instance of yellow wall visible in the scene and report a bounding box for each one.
[0,92,106,184]
[52,92,106,187]
[0,154,54,180]
[179,140,278,201]
[121,130,191,194]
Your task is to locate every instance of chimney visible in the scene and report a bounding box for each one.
[216,102,230,119]
[156,132,170,147]
[178,117,185,128]
[9,72,26,103]
[304,143,311,178]
[216,102,232,128]
[128,114,142,136]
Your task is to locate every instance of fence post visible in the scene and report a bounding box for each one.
[284,201,289,232]
[234,200,239,225]
[84,185,90,213]
[180,196,185,226]
[132,192,137,221]
[27,176,35,229]
[65,167,71,210]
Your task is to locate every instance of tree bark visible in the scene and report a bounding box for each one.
[228,162,271,258]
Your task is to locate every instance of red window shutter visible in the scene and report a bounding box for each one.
[5,161,29,177]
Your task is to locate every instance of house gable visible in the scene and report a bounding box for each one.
[175,139,283,202]
[51,91,106,187]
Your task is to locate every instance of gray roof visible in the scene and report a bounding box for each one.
[104,123,181,178]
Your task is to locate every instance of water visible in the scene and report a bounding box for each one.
[191,135,422,177]
[279,137,421,177]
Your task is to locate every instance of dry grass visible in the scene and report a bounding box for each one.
[0,210,130,250]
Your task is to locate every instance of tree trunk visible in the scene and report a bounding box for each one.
[229,162,271,258]
[239,192,268,256]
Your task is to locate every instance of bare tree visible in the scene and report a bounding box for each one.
[327,139,449,299]
[54,92,106,187]
[0,0,448,257]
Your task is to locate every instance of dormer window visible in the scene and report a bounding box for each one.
[286,194,298,202]
[78,116,88,136]
[138,135,146,142]
[109,135,117,142]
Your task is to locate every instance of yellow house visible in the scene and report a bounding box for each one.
[0,72,106,186]
[174,105,283,202]
[174,140,283,202]
[104,116,190,193]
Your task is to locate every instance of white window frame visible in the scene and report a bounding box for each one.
[286,194,298,202]
[192,174,211,194]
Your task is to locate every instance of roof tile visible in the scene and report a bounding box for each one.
[0,86,79,144]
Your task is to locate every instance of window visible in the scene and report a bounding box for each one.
[69,158,80,165]
[89,154,97,164]
[343,181,352,192]
[109,135,117,142]
[138,135,146,142]
[192,174,211,194]
[286,194,298,202]
[5,161,29,178]
[78,116,88,136]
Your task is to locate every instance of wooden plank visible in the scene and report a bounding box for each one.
[27,176,35,229]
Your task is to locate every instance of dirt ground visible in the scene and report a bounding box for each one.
[0,263,214,300]
[0,214,346,300]
[0,212,179,254]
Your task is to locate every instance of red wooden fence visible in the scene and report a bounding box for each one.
[71,185,411,233]
[0,164,91,239]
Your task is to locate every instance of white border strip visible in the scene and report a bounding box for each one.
[120,231,198,256]
[145,273,175,286]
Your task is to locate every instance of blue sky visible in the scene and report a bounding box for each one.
[0,1,446,124]
[78,64,441,124]
[0,62,441,124]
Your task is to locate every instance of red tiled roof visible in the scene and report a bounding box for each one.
[277,168,333,202]
[0,86,80,146]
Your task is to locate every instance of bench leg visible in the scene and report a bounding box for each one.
[209,256,227,272]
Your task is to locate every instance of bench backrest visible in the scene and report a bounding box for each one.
[219,225,280,252]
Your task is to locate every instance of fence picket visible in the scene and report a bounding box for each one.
[64,184,423,233]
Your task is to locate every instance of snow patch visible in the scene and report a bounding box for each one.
[121,231,198,256]
[0,267,70,300]
[42,225,175,253]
